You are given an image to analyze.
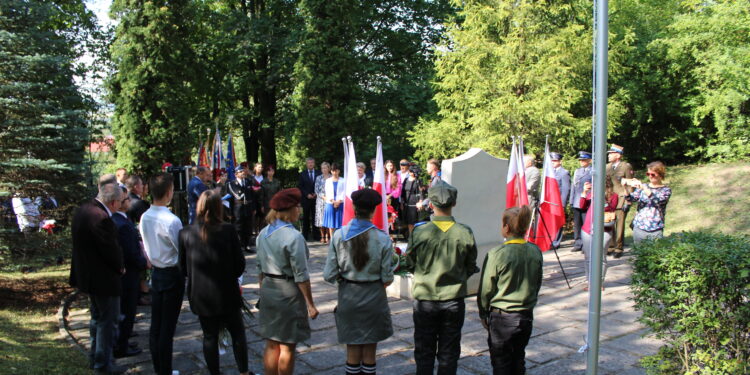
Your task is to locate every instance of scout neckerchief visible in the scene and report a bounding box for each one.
[504,238,527,245]
[264,219,293,238]
[431,216,455,232]
[343,219,375,241]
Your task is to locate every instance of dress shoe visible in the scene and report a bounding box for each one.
[94,364,128,374]
[128,342,139,349]
[571,247,582,252]
[613,251,623,259]
[129,331,139,338]
[114,346,142,358]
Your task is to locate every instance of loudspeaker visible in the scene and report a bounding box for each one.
[166,166,190,192]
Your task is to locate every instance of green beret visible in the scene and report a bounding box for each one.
[428,180,457,208]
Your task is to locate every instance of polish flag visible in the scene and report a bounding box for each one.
[342,138,359,225]
[506,137,529,208]
[528,140,565,251]
[371,137,388,232]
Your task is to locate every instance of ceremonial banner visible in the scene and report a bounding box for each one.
[371,137,388,232]
[226,133,237,181]
[528,140,565,251]
[505,137,529,208]
[342,138,359,225]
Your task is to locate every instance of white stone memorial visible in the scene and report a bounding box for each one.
[386,148,508,299]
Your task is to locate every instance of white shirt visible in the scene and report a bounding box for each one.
[139,205,182,268]
[11,197,40,231]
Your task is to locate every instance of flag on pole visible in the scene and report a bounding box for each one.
[198,132,209,167]
[342,137,359,226]
[371,137,388,232]
[225,133,237,181]
[203,129,212,167]
[211,127,223,181]
[196,133,204,166]
[506,137,529,208]
[528,139,566,251]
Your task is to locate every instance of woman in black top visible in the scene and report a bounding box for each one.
[401,166,423,234]
[179,189,252,375]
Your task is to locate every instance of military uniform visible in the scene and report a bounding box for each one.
[569,152,593,251]
[605,149,634,254]
[404,181,478,375]
[478,239,543,374]
[228,176,253,249]
[525,166,540,208]
[256,220,311,344]
[323,220,394,344]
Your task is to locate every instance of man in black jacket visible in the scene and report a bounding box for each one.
[125,175,150,224]
[228,166,254,251]
[70,181,127,374]
[298,157,320,240]
[112,188,147,358]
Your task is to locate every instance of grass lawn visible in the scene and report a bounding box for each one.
[0,264,89,375]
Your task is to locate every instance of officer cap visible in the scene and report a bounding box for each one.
[577,151,592,160]
[550,152,563,161]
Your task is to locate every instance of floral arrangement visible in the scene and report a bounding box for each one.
[392,244,410,276]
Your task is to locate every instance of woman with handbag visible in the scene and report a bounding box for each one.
[579,178,618,291]
[323,189,394,375]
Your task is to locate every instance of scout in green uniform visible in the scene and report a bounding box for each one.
[404,181,478,375]
[478,205,543,375]
[323,189,394,375]
[256,188,319,375]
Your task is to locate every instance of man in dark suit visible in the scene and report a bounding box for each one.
[297,157,320,240]
[188,166,211,224]
[70,181,126,375]
[112,188,146,359]
[125,175,150,224]
[227,166,254,251]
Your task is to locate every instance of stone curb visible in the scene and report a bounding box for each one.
[57,289,89,357]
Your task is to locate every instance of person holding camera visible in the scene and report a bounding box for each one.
[605,144,634,258]
[623,161,672,245]
[401,165,423,235]
[579,178,618,291]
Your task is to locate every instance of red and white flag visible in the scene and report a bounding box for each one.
[342,138,359,226]
[528,140,565,251]
[371,137,388,232]
[506,137,529,208]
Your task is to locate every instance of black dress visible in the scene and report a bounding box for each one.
[401,178,422,225]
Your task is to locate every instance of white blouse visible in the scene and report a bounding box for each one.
[324,177,346,203]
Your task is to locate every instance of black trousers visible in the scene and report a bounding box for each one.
[488,309,533,375]
[234,203,253,248]
[572,207,587,250]
[116,271,140,352]
[301,199,315,240]
[150,267,185,375]
[198,309,249,375]
[413,299,465,375]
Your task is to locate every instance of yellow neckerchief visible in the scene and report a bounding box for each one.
[503,238,527,245]
[433,220,455,233]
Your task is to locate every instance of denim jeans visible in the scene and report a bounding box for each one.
[413,299,465,375]
[89,294,120,370]
[488,309,533,375]
[150,266,185,375]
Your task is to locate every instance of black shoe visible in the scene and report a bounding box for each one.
[129,331,139,338]
[571,247,582,252]
[246,246,256,254]
[114,346,142,358]
[128,342,139,349]
[613,251,624,259]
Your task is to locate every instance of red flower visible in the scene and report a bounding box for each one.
[394,247,402,255]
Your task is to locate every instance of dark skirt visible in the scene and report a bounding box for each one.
[334,281,393,344]
[258,277,310,344]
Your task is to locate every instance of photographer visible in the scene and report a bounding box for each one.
[623,161,672,245]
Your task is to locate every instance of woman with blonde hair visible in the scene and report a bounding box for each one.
[256,188,319,375]
[315,162,331,243]
[179,189,250,375]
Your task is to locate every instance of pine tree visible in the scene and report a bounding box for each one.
[0,0,92,203]
[108,0,199,175]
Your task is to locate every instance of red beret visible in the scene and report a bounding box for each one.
[270,188,302,211]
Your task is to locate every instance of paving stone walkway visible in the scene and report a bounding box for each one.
[62,240,663,374]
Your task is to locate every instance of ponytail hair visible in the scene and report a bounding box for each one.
[346,205,375,271]
[502,205,532,238]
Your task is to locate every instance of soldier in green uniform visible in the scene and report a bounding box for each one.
[256,188,319,375]
[324,189,394,375]
[404,181,478,375]
[478,205,543,375]
[605,144,634,258]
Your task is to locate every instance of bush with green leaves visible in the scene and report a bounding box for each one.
[631,232,750,375]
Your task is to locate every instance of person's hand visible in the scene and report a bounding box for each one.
[416,201,423,210]
[481,318,489,331]
[307,305,319,320]
[307,193,314,199]
[146,259,152,269]
[583,181,592,192]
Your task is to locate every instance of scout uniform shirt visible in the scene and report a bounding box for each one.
[323,219,394,284]
[256,219,310,282]
[477,239,543,321]
[405,215,478,301]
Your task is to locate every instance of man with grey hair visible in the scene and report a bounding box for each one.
[524,155,540,208]
[99,173,118,188]
[298,157,320,240]
[70,180,126,374]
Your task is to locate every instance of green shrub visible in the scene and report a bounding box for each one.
[631,232,750,374]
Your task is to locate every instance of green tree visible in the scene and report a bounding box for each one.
[108,0,199,175]
[0,0,95,202]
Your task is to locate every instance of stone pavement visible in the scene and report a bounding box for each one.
[62,240,664,374]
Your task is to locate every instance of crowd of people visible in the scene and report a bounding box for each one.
[67,143,671,375]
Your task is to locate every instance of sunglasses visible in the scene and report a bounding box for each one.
[400,163,409,166]
[646,172,659,177]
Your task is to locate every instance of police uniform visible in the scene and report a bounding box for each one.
[550,152,570,248]
[605,144,634,255]
[323,189,394,345]
[228,169,253,249]
[569,151,593,251]
[256,218,312,343]
[477,239,543,374]
[404,181,478,375]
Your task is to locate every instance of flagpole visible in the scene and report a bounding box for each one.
[586,0,609,373]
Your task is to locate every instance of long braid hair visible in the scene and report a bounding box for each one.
[347,205,374,271]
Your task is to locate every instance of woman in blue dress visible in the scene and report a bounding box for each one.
[323,163,345,238]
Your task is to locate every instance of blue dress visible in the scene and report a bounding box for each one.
[322,181,343,229]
